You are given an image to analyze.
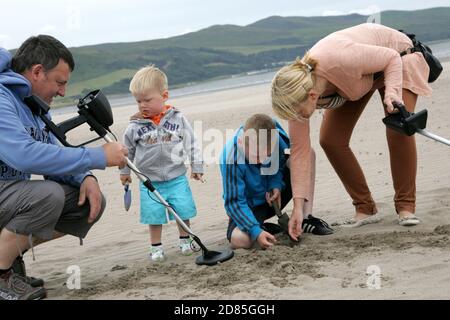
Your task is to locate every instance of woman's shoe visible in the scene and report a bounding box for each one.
[398,215,420,226]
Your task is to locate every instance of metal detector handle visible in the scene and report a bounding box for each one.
[392,102,410,119]
[103,135,200,240]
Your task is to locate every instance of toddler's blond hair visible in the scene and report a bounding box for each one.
[129,64,168,95]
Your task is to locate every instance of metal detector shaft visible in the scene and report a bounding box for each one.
[417,129,450,146]
[103,136,196,236]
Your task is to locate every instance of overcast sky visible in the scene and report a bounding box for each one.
[1,0,449,49]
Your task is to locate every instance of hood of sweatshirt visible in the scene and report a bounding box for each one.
[0,48,31,100]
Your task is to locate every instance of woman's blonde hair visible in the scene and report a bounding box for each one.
[271,51,318,120]
[129,64,168,95]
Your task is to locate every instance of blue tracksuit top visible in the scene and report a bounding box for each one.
[219,121,290,241]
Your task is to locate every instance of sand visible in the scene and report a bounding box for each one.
[24,62,450,300]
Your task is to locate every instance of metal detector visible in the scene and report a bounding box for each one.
[383,102,450,146]
[24,90,234,266]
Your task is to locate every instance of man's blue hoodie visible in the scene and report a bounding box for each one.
[0,48,106,185]
[219,121,290,241]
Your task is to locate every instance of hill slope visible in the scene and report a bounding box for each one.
[17,7,450,105]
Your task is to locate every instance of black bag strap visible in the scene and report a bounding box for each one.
[397,29,443,83]
[398,29,419,56]
[400,47,422,57]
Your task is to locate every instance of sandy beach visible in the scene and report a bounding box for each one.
[24,61,450,300]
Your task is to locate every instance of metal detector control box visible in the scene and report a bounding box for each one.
[24,90,112,147]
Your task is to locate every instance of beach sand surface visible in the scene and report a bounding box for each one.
[25,62,450,300]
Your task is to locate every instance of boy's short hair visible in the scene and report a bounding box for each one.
[129,64,168,95]
[243,114,277,151]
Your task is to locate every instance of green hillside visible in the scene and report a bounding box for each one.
[18,7,450,106]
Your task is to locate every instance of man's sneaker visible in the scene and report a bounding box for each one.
[150,246,166,262]
[302,215,334,235]
[0,270,47,300]
[11,256,44,288]
[179,238,194,256]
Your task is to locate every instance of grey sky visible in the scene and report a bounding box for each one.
[1,0,449,49]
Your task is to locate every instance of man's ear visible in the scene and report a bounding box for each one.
[28,64,46,81]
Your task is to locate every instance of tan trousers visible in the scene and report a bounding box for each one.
[319,88,418,215]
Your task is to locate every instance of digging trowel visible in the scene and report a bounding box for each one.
[272,201,299,242]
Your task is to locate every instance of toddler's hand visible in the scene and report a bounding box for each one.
[190,173,205,183]
[120,174,132,185]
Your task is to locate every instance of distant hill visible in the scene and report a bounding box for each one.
[16,7,450,106]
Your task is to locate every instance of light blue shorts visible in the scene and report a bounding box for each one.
[140,175,197,225]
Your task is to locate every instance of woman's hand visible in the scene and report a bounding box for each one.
[288,203,304,241]
[384,94,404,114]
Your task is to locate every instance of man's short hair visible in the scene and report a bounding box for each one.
[11,35,75,74]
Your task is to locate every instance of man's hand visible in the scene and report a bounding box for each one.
[288,205,304,241]
[256,231,277,249]
[103,142,128,168]
[79,176,103,224]
[120,174,132,185]
[190,173,205,183]
[266,189,281,208]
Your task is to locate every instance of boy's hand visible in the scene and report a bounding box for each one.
[191,173,205,183]
[257,231,277,249]
[120,174,132,185]
[266,189,281,208]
